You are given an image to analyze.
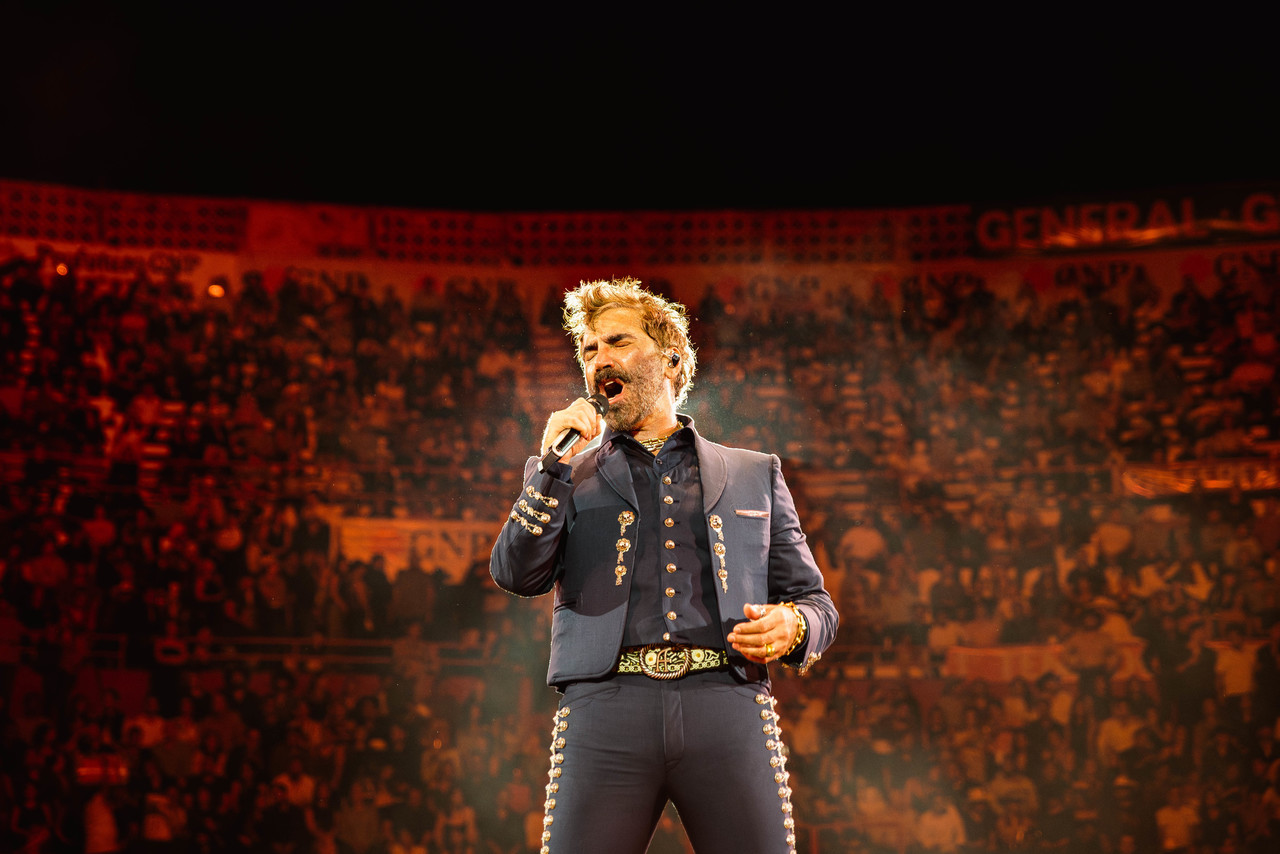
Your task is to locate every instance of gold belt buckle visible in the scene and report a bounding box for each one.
[639,645,692,680]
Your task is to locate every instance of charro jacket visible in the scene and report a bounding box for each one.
[490,421,838,687]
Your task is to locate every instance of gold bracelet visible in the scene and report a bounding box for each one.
[782,602,807,656]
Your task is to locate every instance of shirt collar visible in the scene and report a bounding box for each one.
[601,414,696,452]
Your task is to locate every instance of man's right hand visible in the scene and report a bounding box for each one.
[539,397,605,462]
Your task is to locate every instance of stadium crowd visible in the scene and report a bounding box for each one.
[0,242,1278,853]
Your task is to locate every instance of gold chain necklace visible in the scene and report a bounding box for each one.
[636,426,680,456]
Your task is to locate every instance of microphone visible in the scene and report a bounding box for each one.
[539,392,610,471]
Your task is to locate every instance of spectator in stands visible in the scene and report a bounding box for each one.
[927,610,967,665]
[992,799,1034,851]
[273,755,317,809]
[1154,783,1200,853]
[1216,623,1258,724]
[1092,505,1136,570]
[125,695,167,751]
[930,563,974,623]
[1059,609,1121,690]
[84,786,124,854]
[963,602,1003,648]
[838,511,890,574]
[140,782,188,853]
[10,779,57,852]
[434,786,479,853]
[333,778,380,854]
[258,777,310,854]
[876,571,921,644]
[915,790,966,853]
[1096,699,1144,772]
[997,600,1039,645]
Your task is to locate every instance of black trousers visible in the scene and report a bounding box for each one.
[539,672,798,854]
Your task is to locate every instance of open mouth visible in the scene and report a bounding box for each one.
[600,378,625,402]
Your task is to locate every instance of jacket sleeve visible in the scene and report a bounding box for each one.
[765,454,840,671]
[489,457,572,598]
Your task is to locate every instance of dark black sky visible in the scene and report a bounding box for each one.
[3,6,1278,211]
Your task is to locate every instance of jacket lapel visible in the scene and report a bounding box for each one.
[696,433,728,512]
[594,444,639,512]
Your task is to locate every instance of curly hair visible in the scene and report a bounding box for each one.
[562,277,697,409]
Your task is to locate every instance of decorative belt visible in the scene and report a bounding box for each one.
[615,645,729,680]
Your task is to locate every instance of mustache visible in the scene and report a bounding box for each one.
[595,367,630,386]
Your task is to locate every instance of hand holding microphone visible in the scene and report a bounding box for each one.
[539,393,610,471]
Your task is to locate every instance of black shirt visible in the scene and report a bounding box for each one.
[610,422,724,649]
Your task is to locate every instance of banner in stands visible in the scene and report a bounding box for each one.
[1121,459,1280,497]
[973,184,1280,256]
[335,517,500,583]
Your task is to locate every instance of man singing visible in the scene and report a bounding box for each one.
[490,277,838,854]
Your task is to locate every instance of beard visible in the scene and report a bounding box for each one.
[595,357,665,433]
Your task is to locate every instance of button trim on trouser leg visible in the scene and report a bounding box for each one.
[757,692,798,854]
[541,706,572,853]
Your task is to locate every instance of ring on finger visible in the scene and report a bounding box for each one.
[765,642,775,657]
